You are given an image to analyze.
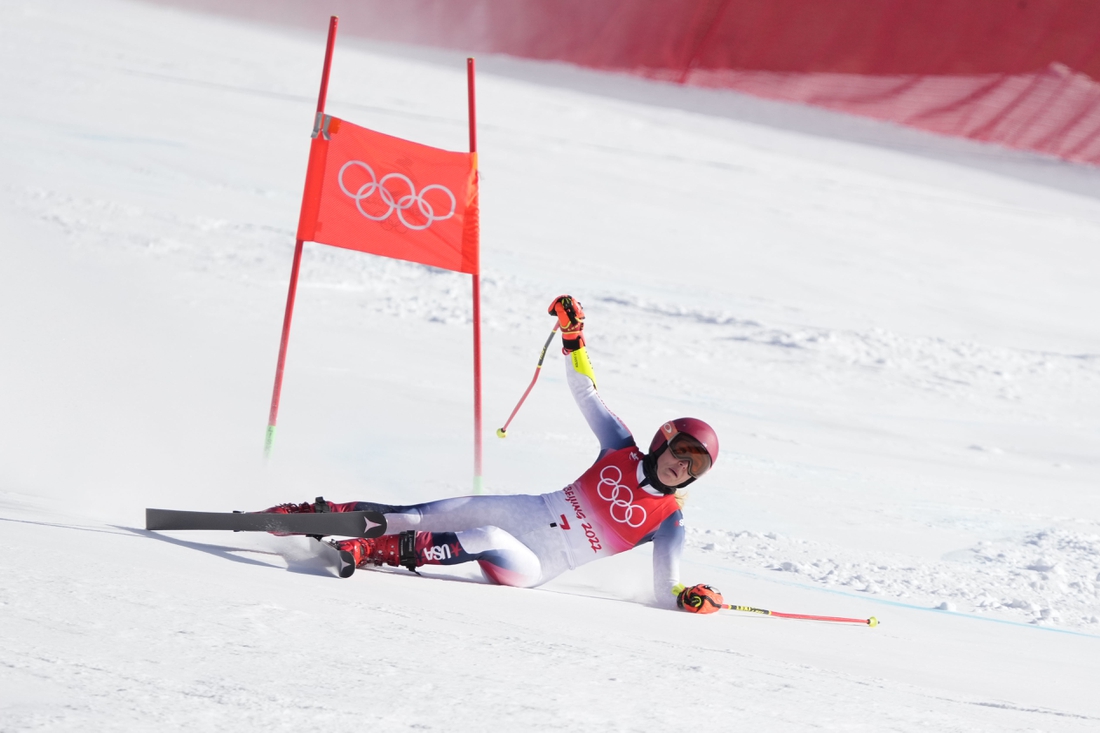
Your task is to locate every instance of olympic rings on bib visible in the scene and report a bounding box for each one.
[597,466,647,528]
[338,160,457,231]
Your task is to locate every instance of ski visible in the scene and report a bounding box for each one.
[313,538,359,578]
[145,508,387,539]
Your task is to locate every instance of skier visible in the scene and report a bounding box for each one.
[267,296,725,613]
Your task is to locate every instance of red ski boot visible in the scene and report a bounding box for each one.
[263,496,344,537]
[264,501,316,515]
[263,496,359,515]
[332,531,421,578]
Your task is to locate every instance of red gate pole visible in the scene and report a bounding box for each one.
[467,57,484,493]
[265,15,340,458]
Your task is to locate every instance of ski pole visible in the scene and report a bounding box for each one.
[724,604,878,626]
[497,325,559,438]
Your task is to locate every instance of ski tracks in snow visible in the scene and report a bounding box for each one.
[686,524,1100,630]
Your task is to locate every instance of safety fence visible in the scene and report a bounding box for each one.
[152,0,1100,165]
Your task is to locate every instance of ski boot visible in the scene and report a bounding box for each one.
[332,531,421,578]
[263,496,359,514]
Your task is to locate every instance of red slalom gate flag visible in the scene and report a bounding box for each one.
[296,114,480,274]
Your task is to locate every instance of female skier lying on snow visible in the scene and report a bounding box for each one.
[266,296,725,613]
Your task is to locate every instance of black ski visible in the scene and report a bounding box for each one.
[313,538,359,578]
[145,508,387,539]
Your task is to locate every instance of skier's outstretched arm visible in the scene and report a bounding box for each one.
[549,295,633,453]
[651,511,685,609]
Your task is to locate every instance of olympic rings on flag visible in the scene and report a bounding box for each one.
[596,466,647,528]
[338,160,457,231]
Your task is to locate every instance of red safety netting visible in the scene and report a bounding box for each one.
[155,0,1100,165]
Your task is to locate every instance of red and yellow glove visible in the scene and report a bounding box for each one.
[548,295,586,354]
[675,583,724,614]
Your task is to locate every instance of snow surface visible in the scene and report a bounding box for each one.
[2,0,1100,729]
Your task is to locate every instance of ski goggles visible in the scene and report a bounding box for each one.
[668,433,712,478]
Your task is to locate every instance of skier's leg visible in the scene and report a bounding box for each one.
[455,526,542,587]
[338,525,543,587]
[348,494,552,538]
[268,494,551,538]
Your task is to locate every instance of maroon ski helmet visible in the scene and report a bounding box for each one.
[649,418,719,476]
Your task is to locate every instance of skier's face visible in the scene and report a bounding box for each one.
[656,447,692,487]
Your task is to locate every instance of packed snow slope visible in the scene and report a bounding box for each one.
[2,1,1100,730]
